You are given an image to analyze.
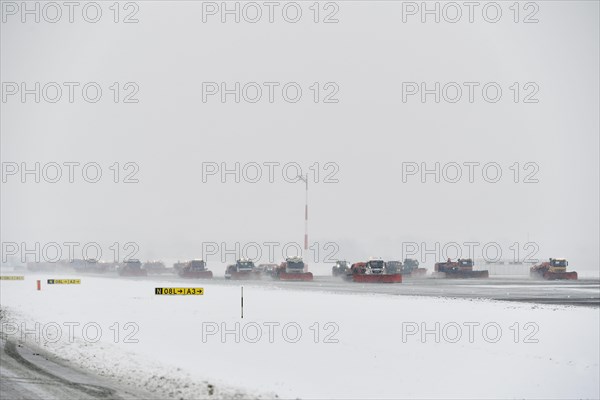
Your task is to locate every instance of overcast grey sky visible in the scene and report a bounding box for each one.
[1,1,598,272]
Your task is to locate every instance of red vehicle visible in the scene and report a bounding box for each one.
[434,258,488,279]
[530,258,577,280]
[225,259,262,280]
[178,259,213,279]
[273,257,313,281]
[347,258,402,283]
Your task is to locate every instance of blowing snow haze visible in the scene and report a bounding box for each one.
[1,2,599,271]
[0,2,599,399]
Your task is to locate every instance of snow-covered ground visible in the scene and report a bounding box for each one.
[1,275,599,399]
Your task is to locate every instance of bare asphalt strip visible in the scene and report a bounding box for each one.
[0,337,157,400]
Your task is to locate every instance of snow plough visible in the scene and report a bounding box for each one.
[118,259,148,277]
[347,258,402,283]
[256,264,278,276]
[401,258,428,277]
[142,260,167,275]
[178,259,213,279]
[530,258,577,280]
[332,260,351,277]
[385,260,402,274]
[225,258,262,280]
[72,259,110,273]
[256,263,278,276]
[386,259,427,278]
[173,261,186,274]
[433,258,488,279]
[273,256,313,281]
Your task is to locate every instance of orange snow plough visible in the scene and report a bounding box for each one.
[273,257,313,281]
[347,259,402,283]
[178,259,213,279]
[434,258,488,279]
[530,258,577,280]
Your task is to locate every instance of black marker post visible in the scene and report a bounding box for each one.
[241,286,244,319]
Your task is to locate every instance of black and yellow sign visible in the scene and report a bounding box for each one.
[47,279,81,284]
[0,276,25,280]
[155,287,204,295]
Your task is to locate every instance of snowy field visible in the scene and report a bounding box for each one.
[1,275,599,399]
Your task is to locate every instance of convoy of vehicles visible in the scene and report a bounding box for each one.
[30,253,579,284]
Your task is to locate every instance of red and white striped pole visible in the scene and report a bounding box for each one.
[299,174,309,272]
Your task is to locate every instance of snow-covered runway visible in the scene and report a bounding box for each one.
[1,275,599,399]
